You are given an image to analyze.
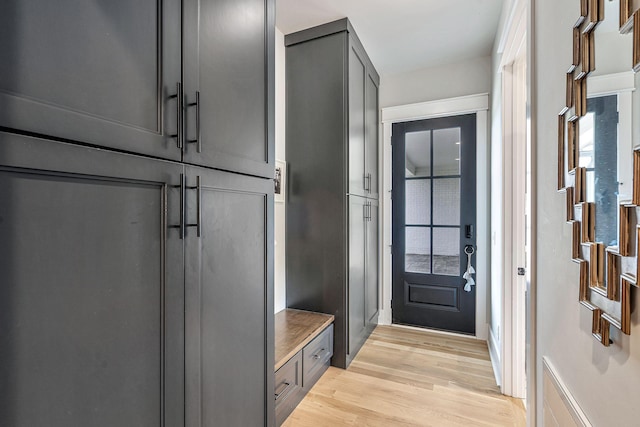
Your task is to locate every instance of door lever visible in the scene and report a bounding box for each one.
[465,224,474,239]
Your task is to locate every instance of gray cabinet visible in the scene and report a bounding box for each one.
[0,0,182,161]
[182,0,275,178]
[0,132,185,427]
[0,0,275,177]
[285,19,379,368]
[184,167,274,427]
[348,197,379,358]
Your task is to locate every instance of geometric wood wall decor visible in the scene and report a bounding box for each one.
[557,0,639,346]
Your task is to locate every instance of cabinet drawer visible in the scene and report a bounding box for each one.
[302,325,333,389]
[275,351,304,425]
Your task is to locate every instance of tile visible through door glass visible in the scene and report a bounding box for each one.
[405,179,430,225]
[433,178,460,226]
[432,227,460,276]
[405,227,430,274]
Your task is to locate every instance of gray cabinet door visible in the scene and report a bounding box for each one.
[184,167,274,427]
[0,0,182,161]
[183,0,275,178]
[348,196,367,356]
[365,74,379,199]
[0,132,185,427]
[348,42,367,197]
[366,201,380,325]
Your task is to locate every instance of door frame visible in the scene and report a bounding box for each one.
[380,94,490,341]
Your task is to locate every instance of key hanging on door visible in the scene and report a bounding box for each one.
[463,245,475,292]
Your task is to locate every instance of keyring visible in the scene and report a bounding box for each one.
[464,245,475,255]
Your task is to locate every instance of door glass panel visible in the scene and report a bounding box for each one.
[433,178,460,226]
[433,128,461,176]
[405,227,431,274]
[405,131,431,177]
[405,179,430,225]
[432,228,460,276]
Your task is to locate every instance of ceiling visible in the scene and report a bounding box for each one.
[276,0,505,76]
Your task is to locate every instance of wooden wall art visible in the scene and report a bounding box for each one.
[557,0,639,346]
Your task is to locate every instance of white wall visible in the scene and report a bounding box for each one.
[380,56,492,108]
[274,28,286,313]
[534,1,640,425]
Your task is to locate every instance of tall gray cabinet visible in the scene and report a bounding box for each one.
[285,19,380,368]
[0,1,275,425]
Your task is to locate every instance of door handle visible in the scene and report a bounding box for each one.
[187,91,201,153]
[465,224,474,239]
[169,82,183,149]
[185,176,202,237]
[169,173,186,239]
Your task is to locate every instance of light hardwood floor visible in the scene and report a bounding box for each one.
[283,325,525,427]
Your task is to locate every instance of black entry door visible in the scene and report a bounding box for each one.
[392,114,476,334]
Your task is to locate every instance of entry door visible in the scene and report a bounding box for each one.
[392,114,476,334]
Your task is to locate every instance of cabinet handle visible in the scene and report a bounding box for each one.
[169,82,183,149]
[185,176,202,237]
[274,381,292,399]
[364,173,369,192]
[169,173,186,239]
[187,91,201,153]
[312,348,325,360]
[367,173,372,193]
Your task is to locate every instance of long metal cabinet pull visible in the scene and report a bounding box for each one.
[185,176,202,237]
[367,173,372,193]
[363,173,369,192]
[187,91,201,153]
[169,174,186,239]
[169,82,183,149]
[196,176,202,237]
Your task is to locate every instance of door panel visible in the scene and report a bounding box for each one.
[183,0,274,178]
[366,201,379,324]
[365,74,379,198]
[348,196,366,354]
[0,0,182,160]
[185,167,274,426]
[0,132,184,427]
[348,44,366,197]
[392,114,476,334]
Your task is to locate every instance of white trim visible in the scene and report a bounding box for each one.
[587,71,635,96]
[379,93,489,342]
[381,93,489,124]
[489,326,502,386]
[498,0,528,401]
[543,358,593,427]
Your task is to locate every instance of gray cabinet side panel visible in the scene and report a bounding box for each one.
[285,32,349,367]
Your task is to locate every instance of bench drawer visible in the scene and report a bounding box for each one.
[275,350,304,425]
[302,324,333,389]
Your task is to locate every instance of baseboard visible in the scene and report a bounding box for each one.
[488,326,502,387]
[378,308,392,325]
[543,357,592,427]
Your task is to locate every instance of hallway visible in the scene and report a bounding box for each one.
[283,326,525,426]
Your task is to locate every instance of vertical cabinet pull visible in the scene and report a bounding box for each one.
[187,91,201,153]
[367,173,372,193]
[364,173,369,192]
[169,82,183,149]
[170,174,202,238]
[170,174,187,239]
[185,175,202,237]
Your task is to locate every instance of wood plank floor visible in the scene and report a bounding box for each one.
[283,325,526,427]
